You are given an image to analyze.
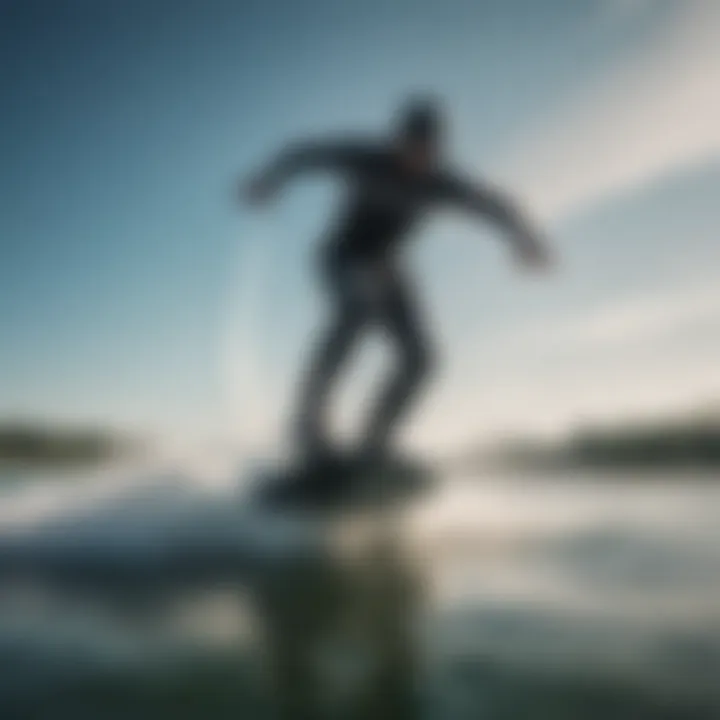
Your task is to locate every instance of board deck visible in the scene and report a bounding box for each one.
[250,455,436,514]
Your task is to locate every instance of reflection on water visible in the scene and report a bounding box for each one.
[1,467,719,718]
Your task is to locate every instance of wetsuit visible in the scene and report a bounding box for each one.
[255,138,529,457]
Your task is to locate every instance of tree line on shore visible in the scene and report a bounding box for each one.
[482,408,720,471]
[0,422,125,466]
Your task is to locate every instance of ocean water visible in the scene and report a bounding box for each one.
[1,464,719,719]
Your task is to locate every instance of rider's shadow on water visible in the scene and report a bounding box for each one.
[248,515,425,720]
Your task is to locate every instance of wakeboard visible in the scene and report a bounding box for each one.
[249,453,436,514]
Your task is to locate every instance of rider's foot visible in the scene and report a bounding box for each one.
[260,435,353,509]
[260,464,344,509]
[353,444,424,477]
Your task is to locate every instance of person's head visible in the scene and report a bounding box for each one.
[395,96,444,172]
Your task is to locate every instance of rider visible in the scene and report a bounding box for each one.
[244,96,550,471]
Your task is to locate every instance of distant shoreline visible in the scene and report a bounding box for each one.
[0,423,130,469]
[475,411,720,474]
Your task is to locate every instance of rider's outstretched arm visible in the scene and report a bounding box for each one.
[244,139,365,202]
[441,173,550,267]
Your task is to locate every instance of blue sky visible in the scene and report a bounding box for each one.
[2,0,719,452]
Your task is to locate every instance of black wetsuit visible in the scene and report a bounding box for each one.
[257,138,525,456]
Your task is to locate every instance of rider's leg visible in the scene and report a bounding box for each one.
[357,271,435,459]
[293,259,374,458]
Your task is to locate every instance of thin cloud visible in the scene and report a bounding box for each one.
[494,283,720,356]
[505,0,720,223]
[424,275,720,449]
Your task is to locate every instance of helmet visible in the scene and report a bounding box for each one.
[397,96,443,145]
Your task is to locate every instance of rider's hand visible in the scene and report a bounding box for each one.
[242,174,276,206]
[512,230,553,272]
